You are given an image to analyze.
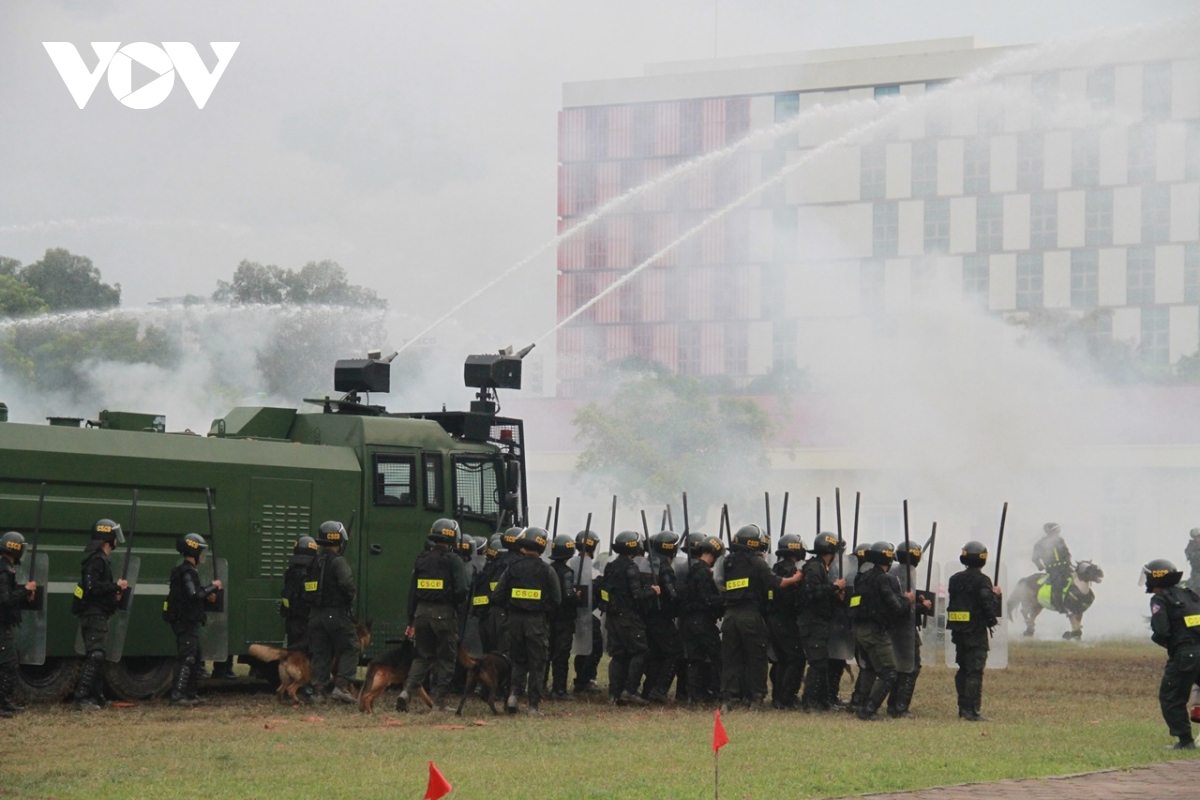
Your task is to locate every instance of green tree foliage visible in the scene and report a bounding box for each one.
[213,259,386,308]
[573,364,771,510]
[0,256,21,277]
[254,307,391,401]
[0,275,47,318]
[19,248,120,312]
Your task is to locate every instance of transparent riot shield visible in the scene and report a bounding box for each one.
[15,553,49,665]
[571,554,593,656]
[889,565,917,673]
[76,554,140,662]
[828,555,856,661]
[712,552,726,585]
[918,562,941,663]
[198,558,229,664]
[673,554,689,584]
[943,562,1007,669]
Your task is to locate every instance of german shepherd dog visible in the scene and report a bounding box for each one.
[248,621,372,705]
[357,639,432,715]
[455,646,511,717]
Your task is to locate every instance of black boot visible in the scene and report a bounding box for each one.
[170,661,196,707]
[186,659,207,704]
[850,666,875,715]
[888,672,917,718]
[0,668,25,714]
[800,660,829,711]
[73,654,103,710]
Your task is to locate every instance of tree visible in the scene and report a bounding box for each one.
[0,256,21,277]
[19,248,120,311]
[212,259,385,309]
[212,260,292,304]
[573,365,772,512]
[0,275,47,318]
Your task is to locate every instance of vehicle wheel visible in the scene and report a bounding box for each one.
[103,656,175,700]
[16,657,82,703]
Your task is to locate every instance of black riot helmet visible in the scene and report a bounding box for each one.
[896,540,923,567]
[518,526,549,554]
[502,527,524,552]
[651,530,680,558]
[853,540,870,563]
[575,529,599,556]
[775,533,806,560]
[1142,559,1182,592]
[959,540,988,568]
[176,532,208,559]
[472,536,487,557]
[486,533,503,560]
[428,518,459,548]
[733,524,767,552]
[812,532,841,556]
[550,534,576,560]
[293,536,318,556]
[868,540,896,568]
[316,520,349,549]
[684,532,707,556]
[613,530,643,555]
[91,518,125,545]
[1,531,26,563]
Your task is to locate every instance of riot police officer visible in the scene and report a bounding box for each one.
[852,541,913,721]
[889,539,933,718]
[471,534,505,654]
[571,528,604,694]
[720,525,802,712]
[767,533,806,710]
[1144,558,1200,749]
[306,520,360,704]
[947,541,1002,721]
[71,519,129,711]
[602,530,659,706]
[0,531,38,717]
[399,519,468,712]
[643,530,683,703]
[547,533,580,700]
[1032,522,1071,612]
[163,533,223,706]
[680,535,724,705]
[281,536,318,651]
[492,527,559,716]
[798,532,846,712]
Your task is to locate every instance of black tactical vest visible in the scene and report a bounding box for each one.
[413,549,457,605]
[164,562,206,625]
[722,551,757,608]
[507,555,551,613]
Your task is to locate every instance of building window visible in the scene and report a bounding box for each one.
[1185,244,1200,303]
[633,104,656,158]
[761,263,784,320]
[860,260,885,313]
[677,323,701,376]
[665,267,687,321]
[924,198,950,254]
[1143,61,1172,120]
[1031,71,1058,119]
[1016,253,1044,310]
[1030,193,1058,250]
[374,454,416,506]
[1127,246,1156,305]
[912,140,937,197]
[585,107,608,161]
[618,280,641,322]
[1142,184,1170,244]
[964,137,990,193]
[1140,306,1169,365]
[1072,130,1100,188]
[724,323,748,375]
[873,202,899,258]
[1084,188,1113,247]
[1071,250,1099,309]
[680,99,703,156]
[772,319,797,370]
[1087,66,1114,108]
[632,325,653,362]
[726,97,750,142]
[875,85,900,99]
[1128,125,1157,184]
[773,206,797,263]
[861,144,886,200]
[775,92,800,122]
[963,254,989,305]
[976,195,1003,252]
[423,452,444,511]
[1016,133,1044,192]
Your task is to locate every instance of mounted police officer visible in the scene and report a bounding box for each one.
[798,531,846,711]
[547,533,580,701]
[602,530,659,706]
[571,528,604,694]
[852,541,913,721]
[492,527,559,716]
[1143,558,1200,749]
[720,525,802,712]
[71,519,129,711]
[680,534,723,705]
[163,533,223,706]
[1032,522,1071,612]
[947,541,1002,721]
[306,520,359,704]
[399,519,468,712]
[767,533,806,709]
[0,532,38,717]
[281,536,318,652]
[889,539,932,718]
[644,530,683,703]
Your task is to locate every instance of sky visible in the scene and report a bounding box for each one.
[1,0,1197,356]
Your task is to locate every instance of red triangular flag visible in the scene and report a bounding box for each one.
[712,708,729,753]
[425,761,452,800]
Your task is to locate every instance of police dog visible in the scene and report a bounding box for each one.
[357,639,433,714]
[248,621,372,705]
[455,646,511,716]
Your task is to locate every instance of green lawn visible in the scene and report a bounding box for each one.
[6,639,1197,799]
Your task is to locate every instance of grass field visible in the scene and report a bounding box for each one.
[5,639,1198,799]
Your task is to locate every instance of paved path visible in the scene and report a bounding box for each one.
[848,759,1200,799]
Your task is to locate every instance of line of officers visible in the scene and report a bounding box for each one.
[389,516,1007,721]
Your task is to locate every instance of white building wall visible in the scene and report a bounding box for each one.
[885,142,912,199]
[1112,307,1141,345]
[1156,245,1185,305]
[1173,59,1200,120]
[1044,131,1072,190]
[1098,248,1127,306]
[950,196,977,253]
[1044,250,1071,308]
[1099,127,1128,186]
[1158,123,1186,183]
[798,203,872,259]
[1058,190,1085,248]
[990,136,1017,192]
[937,138,964,196]
[989,253,1016,311]
[1171,305,1200,362]
[1113,64,1143,119]
[898,200,924,256]
[1171,183,1200,242]
[1003,194,1031,251]
[1112,187,1141,246]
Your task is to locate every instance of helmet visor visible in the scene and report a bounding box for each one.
[114,525,126,545]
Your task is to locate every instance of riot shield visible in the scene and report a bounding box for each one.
[918,562,941,662]
[828,555,856,661]
[571,554,593,656]
[198,558,229,664]
[15,553,49,666]
[673,554,689,584]
[943,562,1007,669]
[76,554,140,662]
[712,552,726,585]
[889,564,917,673]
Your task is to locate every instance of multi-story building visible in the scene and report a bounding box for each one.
[555,36,1200,395]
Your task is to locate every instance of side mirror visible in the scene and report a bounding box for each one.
[503,459,521,511]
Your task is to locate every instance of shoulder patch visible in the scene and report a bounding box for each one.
[1150,600,1162,613]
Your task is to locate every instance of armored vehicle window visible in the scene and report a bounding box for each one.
[423,452,444,511]
[452,455,501,522]
[374,454,416,506]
